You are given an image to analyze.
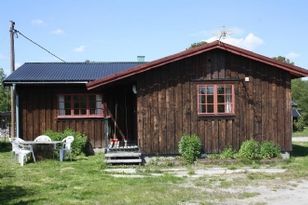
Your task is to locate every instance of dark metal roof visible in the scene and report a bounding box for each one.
[292,108,301,118]
[4,62,146,84]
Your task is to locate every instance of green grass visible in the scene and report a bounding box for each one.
[293,126,308,137]
[1,141,308,204]
[0,142,211,205]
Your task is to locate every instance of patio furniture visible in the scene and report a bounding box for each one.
[34,135,51,142]
[59,136,74,161]
[20,140,63,161]
[10,138,36,166]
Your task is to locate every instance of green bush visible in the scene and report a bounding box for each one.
[260,141,280,159]
[294,116,305,132]
[178,134,201,164]
[220,147,236,159]
[44,128,87,157]
[238,139,261,160]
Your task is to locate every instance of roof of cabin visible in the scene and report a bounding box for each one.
[87,40,308,90]
[3,62,145,84]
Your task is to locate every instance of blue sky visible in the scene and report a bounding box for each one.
[1,0,308,75]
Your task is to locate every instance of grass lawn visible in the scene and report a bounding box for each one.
[1,141,308,205]
[293,126,308,137]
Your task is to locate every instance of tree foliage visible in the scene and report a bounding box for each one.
[292,78,308,126]
[272,56,294,65]
[187,41,207,49]
[272,56,308,126]
[0,68,10,112]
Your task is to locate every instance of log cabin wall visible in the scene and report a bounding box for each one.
[17,85,105,148]
[136,49,292,155]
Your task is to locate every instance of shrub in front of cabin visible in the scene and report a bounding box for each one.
[260,141,280,159]
[44,128,87,157]
[238,139,261,160]
[293,116,305,132]
[220,147,237,159]
[178,134,201,164]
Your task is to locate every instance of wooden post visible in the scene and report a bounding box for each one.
[9,21,16,138]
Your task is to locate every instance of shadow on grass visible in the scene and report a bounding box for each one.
[0,185,39,205]
[292,144,308,157]
[0,142,11,153]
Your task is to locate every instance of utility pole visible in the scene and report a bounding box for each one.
[10,21,16,138]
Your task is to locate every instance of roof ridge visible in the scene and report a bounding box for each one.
[24,61,146,64]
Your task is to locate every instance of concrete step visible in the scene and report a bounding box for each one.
[105,152,142,158]
[106,158,142,164]
[108,145,139,152]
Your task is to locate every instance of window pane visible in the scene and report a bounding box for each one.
[64,96,71,115]
[218,95,225,103]
[200,95,206,103]
[207,95,214,103]
[65,109,71,115]
[217,85,224,94]
[89,95,96,109]
[207,104,214,113]
[206,86,213,94]
[199,87,206,94]
[96,95,102,114]
[59,95,65,115]
[73,96,80,115]
[199,104,206,113]
[79,96,86,115]
[90,109,96,115]
[225,85,232,95]
[218,104,225,113]
[226,95,232,113]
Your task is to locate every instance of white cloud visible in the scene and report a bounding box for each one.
[31,19,44,25]
[73,45,86,53]
[51,28,64,35]
[205,32,264,50]
[286,51,300,61]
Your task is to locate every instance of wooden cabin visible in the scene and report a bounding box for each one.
[4,41,308,155]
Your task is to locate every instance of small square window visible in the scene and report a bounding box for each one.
[198,84,235,115]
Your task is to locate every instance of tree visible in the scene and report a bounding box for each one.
[0,68,10,111]
[187,41,207,49]
[291,77,308,127]
[272,56,294,65]
[272,56,308,127]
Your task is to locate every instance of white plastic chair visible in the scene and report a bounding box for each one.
[9,137,18,159]
[34,135,51,142]
[59,136,74,161]
[11,138,36,166]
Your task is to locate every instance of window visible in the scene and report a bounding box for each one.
[58,94,104,118]
[197,84,235,115]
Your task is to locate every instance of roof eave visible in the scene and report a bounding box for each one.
[3,81,89,85]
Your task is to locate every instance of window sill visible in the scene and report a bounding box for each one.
[57,115,106,119]
[197,114,236,119]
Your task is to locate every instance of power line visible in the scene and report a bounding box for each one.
[13,29,66,62]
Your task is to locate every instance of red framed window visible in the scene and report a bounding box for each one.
[58,94,105,118]
[197,84,235,115]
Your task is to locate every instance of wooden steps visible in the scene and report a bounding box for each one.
[105,146,142,165]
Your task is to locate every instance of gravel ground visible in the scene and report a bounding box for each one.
[292,137,308,142]
[105,167,308,204]
[227,179,308,205]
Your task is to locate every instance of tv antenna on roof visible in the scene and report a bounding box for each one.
[217,26,233,41]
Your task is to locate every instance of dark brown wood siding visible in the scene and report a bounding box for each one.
[136,49,292,155]
[17,85,105,148]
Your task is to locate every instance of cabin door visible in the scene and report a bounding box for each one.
[109,85,137,146]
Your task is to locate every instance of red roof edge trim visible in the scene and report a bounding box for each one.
[87,40,308,90]
[86,41,220,90]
